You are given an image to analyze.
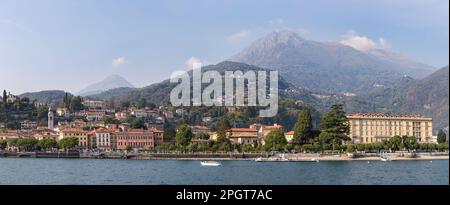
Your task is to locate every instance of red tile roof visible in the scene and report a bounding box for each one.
[285,131,295,135]
[229,128,258,132]
[347,113,427,118]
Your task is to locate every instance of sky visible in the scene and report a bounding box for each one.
[0,0,448,94]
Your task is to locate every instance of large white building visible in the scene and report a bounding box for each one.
[347,113,434,144]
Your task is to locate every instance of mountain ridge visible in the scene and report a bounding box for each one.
[231,30,436,93]
[78,74,134,96]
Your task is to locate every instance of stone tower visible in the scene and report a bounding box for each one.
[48,107,54,130]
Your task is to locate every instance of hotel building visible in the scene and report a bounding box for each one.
[347,113,434,144]
[115,129,164,150]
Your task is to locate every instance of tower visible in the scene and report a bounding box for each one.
[48,107,54,130]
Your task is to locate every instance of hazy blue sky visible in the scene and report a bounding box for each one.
[1,0,448,94]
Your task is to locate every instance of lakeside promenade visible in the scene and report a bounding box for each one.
[1,151,448,161]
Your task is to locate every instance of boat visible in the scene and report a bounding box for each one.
[311,158,320,162]
[200,161,222,166]
[380,153,391,162]
[255,154,290,162]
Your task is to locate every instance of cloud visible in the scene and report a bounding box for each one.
[112,57,127,68]
[227,30,251,43]
[185,57,203,69]
[339,30,390,52]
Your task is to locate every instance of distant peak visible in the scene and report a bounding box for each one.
[264,30,304,45]
[78,74,134,96]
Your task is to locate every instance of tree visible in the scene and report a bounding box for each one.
[216,116,232,151]
[2,90,7,105]
[7,138,19,148]
[293,108,313,145]
[135,97,147,109]
[69,96,83,112]
[387,136,403,151]
[103,116,120,124]
[164,127,176,143]
[437,130,447,144]
[175,124,192,147]
[318,104,350,150]
[128,118,145,129]
[217,116,231,139]
[264,129,287,152]
[38,139,58,151]
[403,136,416,150]
[0,140,7,150]
[16,138,39,151]
[58,137,79,150]
[346,144,356,153]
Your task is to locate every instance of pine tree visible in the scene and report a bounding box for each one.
[318,104,350,151]
[293,108,313,144]
[437,130,447,144]
[2,90,7,105]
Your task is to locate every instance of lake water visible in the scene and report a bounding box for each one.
[0,158,448,185]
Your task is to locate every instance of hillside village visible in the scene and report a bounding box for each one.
[1,89,448,154]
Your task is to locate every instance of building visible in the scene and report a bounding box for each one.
[190,126,212,141]
[48,108,54,130]
[251,123,283,145]
[115,111,128,120]
[6,92,19,103]
[85,110,106,121]
[82,100,106,110]
[20,120,37,130]
[32,128,59,141]
[285,131,295,143]
[163,110,174,119]
[59,128,90,148]
[175,108,187,115]
[227,128,259,144]
[190,126,211,135]
[93,128,116,151]
[56,107,70,118]
[114,129,164,150]
[347,113,434,144]
[131,109,149,119]
[262,124,284,137]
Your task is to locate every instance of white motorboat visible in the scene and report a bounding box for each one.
[380,153,391,161]
[200,161,222,166]
[311,158,320,162]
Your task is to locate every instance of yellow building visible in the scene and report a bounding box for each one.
[284,131,295,143]
[227,128,259,144]
[347,113,434,144]
[59,128,90,148]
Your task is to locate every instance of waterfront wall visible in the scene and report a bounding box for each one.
[0,151,80,158]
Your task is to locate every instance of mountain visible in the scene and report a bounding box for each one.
[358,66,449,132]
[89,61,315,105]
[78,75,134,96]
[231,30,435,93]
[366,48,436,78]
[401,66,449,131]
[19,90,70,104]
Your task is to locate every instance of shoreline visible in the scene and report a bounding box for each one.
[1,151,448,161]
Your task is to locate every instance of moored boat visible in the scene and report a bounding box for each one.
[200,161,222,166]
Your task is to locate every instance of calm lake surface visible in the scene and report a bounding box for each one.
[0,158,448,185]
